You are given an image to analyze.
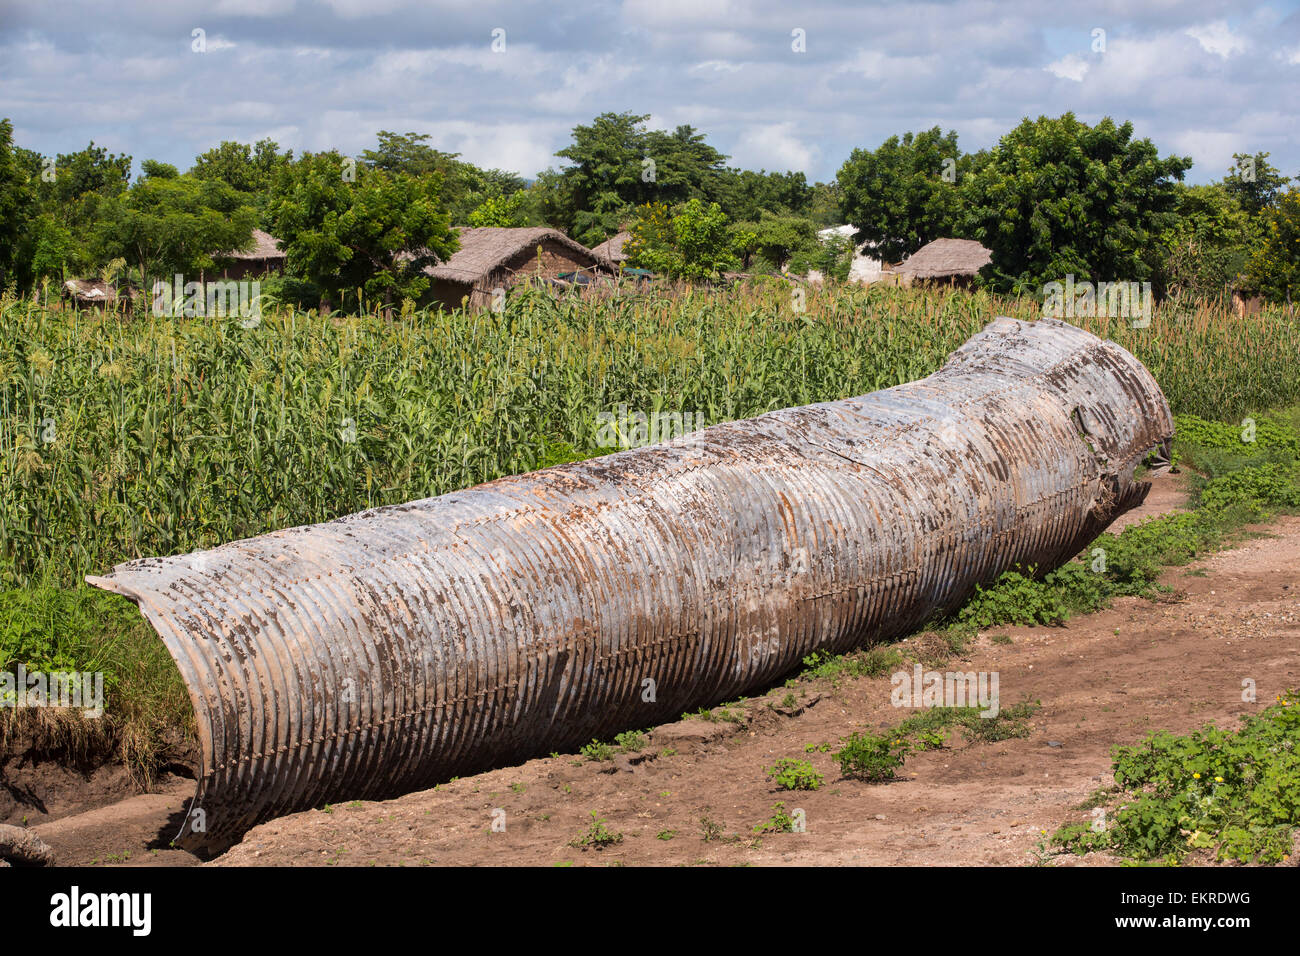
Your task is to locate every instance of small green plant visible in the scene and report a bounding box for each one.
[800,646,904,684]
[569,811,623,849]
[753,801,799,834]
[580,738,614,762]
[804,741,831,753]
[656,829,677,841]
[509,782,525,793]
[699,814,724,842]
[765,758,824,791]
[990,634,1013,645]
[914,729,946,751]
[834,731,909,782]
[614,729,648,753]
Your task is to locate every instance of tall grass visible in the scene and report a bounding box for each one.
[1,281,1297,587]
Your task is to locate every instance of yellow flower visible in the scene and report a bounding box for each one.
[1214,776,1223,783]
[1192,772,1201,779]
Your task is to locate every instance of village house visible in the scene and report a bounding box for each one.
[419,226,611,311]
[215,229,287,279]
[591,230,631,268]
[892,237,993,287]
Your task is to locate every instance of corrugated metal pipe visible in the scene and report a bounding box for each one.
[88,317,1173,852]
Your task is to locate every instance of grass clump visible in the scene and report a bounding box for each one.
[0,582,192,784]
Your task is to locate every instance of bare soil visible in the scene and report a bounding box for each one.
[20,469,1300,867]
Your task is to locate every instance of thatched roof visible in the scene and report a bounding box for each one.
[895,238,992,279]
[591,230,631,263]
[224,229,285,261]
[64,278,114,300]
[63,279,139,308]
[422,227,600,284]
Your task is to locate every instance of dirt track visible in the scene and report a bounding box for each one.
[22,470,1300,866]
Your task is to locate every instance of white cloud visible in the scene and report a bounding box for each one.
[731,122,815,173]
[1044,54,1089,82]
[1185,21,1245,58]
[690,59,743,73]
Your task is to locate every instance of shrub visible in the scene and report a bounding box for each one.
[834,731,909,782]
[765,758,824,791]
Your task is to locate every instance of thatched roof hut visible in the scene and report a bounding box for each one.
[894,238,992,282]
[216,229,286,278]
[591,230,631,265]
[63,279,129,310]
[419,227,609,310]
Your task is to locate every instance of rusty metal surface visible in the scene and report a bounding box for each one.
[86,317,1173,852]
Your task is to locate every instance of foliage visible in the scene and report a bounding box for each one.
[764,758,824,791]
[800,646,904,684]
[569,810,623,849]
[731,213,819,272]
[551,113,729,245]
[1054,692,1300,864]
[1242,188,1300,303]
[1222,152,1292,217]
[579,738,615,761]
[960,113,1191,294]
[0,119,37,290]
[753,801,799,834]
[1157,183,1254,303]
[837,127,966,262]
[834,730,909,781]
[191,138,292,219]
[613,729,648,753]
[0,581,192,782]
[3,285,1300,591]
[360,130,523,226]
[625,199,739,279]
[266,150,456,313]
[95,172,255,288]
[467,189,530,227]
[714,168,814,223]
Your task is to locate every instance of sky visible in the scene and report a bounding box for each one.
[1,0,1298,186]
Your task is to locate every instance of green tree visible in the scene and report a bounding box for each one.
[0,119,37,290]
[1242,187,1300,304]
[1158,183,1253,302]
[1223,152,1292,217]
[467,189,530,227]
[14,137,132,283]
[715,168,814,222]
[360,130,521,225]
[960,114,1191,293]
[731,212,818,271]
[266,150,457,314]
[555,112,649,244]
[836,127,965,262]
[94,171,256,289]
[640,125,728,206]
[192,139,292,218]
[625,199,738,280]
